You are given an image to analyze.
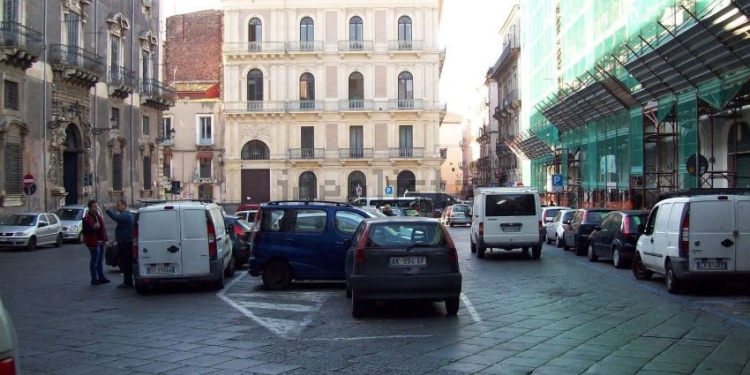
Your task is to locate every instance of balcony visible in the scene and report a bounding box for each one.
[141,79,176,109]
[224,101,286,114]
[496,143,512,154]
[389,147,425,158]
[287,100,324,112]
[339,99,374,111]
[387,40,423,52]
[339,148,374,159]
[106,65,136,99]
[338,40,373,53]
[0,21,43,69]
[488,38,520,79]
[48,44,104,86]
[289,148,325,159]
[286,41,324,53]
[389,99,422,110]
[222,41,286,57]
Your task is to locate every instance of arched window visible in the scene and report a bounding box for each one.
[349,16,363,50]
[247,69,263,110]
[300,73,315,109]
[728,122,750,188]
[299,171,317,201]
[241,140,270,160]
[398,71,413,108]
[248,18,262,51]
[348,171,366,199]
[300,17,314,50]
[348,72,364,108]
[396,170,416,197]
[398,16,412,49]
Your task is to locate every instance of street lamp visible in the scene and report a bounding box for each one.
[46,100,119,135]
[156,128,176,144]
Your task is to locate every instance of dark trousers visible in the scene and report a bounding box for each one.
[88,241,105,280]
[118,241,134,285]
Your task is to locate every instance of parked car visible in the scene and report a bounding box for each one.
[237,203,261,212]
[633,194,750,294]
[445,203,472,227]
[0,213,63,251]
[359,207,387,218]
[0,294,20,375]
[562,208,614,255]
[587,210,650,268]
[248,201,382,290]
[539,206,569,238]
[545,209,577,247]
[404,191,460,218]
[56,205,88,243]
[234,210,258,222]
[344,217,462,318]
[134,202,235,293]
[470,187,543,259]
[224,215,253,268]
[389,207,420,217]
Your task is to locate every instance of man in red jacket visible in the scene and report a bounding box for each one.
[82,200,110,285]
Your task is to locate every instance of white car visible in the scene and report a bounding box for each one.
[0,294,20,374]
[234,210,258,222]
[0,213,63,251]
[56,205,89,243]
[545,209,577,248]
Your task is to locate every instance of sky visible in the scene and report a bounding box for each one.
[159,0,514,116]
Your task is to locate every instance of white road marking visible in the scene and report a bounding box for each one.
[302,334,434,341]
[461,292,482,322]
[236,301,318,312]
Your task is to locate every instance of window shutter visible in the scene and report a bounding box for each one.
[112,153,123,190]
[143,156,151,189]
[4,80,18,111]
[4,0,17,23]
[66,13,79,48]
[3,143,21,194]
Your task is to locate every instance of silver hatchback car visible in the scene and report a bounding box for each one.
[345,217,462,318]
[0,213,63,251]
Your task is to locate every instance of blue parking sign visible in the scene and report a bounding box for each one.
[552,174,563,187]
[385,185,394,195]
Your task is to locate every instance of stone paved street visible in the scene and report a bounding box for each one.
[3,226,750,374]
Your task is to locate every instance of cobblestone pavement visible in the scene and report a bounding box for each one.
[3,226,750,375]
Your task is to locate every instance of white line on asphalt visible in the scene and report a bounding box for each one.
[236,301,318,312]
[461,292,482,322]
[302,334,434,341]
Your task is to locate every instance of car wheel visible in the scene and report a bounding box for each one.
[612,247,625,269]
[477,245,486,259]
[26,236,36,251]
[665,261,682,294]
[77,232,84,244]
[135,283,150,295]
[346,281,352,299]
[445,297,459,316]
[224,255,236,278]
[531,245,542,259]
[555,234,563,248]
[574,237,585,256]
[351,290,365,318]
[632,253,652,280]
[545,234,552,245]
[55,233,63,248]
[470,239,477,254]
[587,244,598,262]
[562,235,570,251]
[262,260,293,290]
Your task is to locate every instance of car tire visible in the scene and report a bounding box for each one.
[632,253,653,280]
[612,247,625,269]
[224,255,236,278]
[587,244,598,262]
[351,290,365,318]
[55,233,63,248]
[135,283,149,295]
[574,237,585,256]
[477,245,486,259]
[562,236,570,251]
[77,232,84,244]
[26,236,36,251]
[555,234,563,248]
[545,234,552,245]
[346,281,352,299]
[445,297,459,316]
[531,245,542,259]
[470,239,477,254]
[665,261,682,294]
[449,223,454,227]
[262,260,293,290]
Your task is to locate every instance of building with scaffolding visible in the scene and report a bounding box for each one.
[519,0,750,209]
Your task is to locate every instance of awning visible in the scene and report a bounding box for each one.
[506,132,555,160]
[196,151,213,159]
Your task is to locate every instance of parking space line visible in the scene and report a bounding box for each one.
[461,292,482,322]
[236,301,318,312]
[302,334,434,341]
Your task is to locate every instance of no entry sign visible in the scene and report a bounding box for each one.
[23,174,34,189]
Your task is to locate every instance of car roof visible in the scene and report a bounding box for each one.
[58,205,86,209]
[138,202,218,212]
[364,217,439,224]
[617,210,650,215]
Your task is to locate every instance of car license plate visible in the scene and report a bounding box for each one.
[502,226,521,232]
[696,261,727,271]
[389,256,426,267]
[0,238,7,242]
[146,266,176,274]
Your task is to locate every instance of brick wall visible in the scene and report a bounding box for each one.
[163,10,223,86]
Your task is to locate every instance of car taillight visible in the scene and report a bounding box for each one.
[680,213,689,257]
[622,217,632,236]
[207,220,217,259]
[582,211,589,221]
[444,233,459,271]
[234,224,245,237]
[354,228,369,264]
[132,223,139,259]
[0,357,17,375]
[479,222,484,237]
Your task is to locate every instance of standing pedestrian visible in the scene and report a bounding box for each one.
[104,200,135,289]
[82,200,110,285]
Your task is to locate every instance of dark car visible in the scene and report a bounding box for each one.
[248,201,381,290]
[224,216,253,268]
[344,217,462,318]
[586,210,649,268]
[562,208,614,255]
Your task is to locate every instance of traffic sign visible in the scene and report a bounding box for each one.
[384,185,394,195]
[23,183,36,196]
[551,174,563,193]
[23,174,34,189]
[355,184,363,197]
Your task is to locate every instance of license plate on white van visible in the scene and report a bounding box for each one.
[502,226,521,232]
[146,266,176,274]
[389,256,426,267]
[696,261,727,271]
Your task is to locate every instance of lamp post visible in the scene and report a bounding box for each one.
[155,128,176,199]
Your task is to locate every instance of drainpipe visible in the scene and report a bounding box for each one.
[92,0,98,201]
[42,0,49,211]
[130,0,136,205]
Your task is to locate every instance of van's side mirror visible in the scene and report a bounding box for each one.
[343,239,352,248]
[638,224,646,234]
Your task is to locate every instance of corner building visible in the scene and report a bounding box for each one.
[221,0,446,203]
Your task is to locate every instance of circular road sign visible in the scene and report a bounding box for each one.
[23,174,34,189]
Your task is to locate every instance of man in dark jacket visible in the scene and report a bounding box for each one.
[105,200,135,288]
[82,200,109,285]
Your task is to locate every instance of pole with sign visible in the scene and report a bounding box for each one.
[23,174,36,211]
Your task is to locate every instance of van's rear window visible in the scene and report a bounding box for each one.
[139,211,179,240]
[485,194,536,216]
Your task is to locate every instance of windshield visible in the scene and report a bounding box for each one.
[56,208,84,221]
[1,214,38,226]
[452,204,471,212]
[366,222,447,248]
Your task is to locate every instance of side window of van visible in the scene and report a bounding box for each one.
[209,208,226,236]
[654,203,672,233]
[183,210,208,240]
[261,209,286,232]
[667,203,685,233]
[644,206,659,234]
[335,211,366,235]
[292,209,327,233]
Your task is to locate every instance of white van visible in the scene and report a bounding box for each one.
[633,194,750,293]
[134,202,235,293]
[470,187,543,259]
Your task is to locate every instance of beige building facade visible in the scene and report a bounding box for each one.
[220,0,445,203]
[438,112,462,196]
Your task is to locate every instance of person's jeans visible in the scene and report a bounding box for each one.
[118,241,134,285]
[89,241,105,280]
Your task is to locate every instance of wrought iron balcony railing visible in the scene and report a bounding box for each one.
[338,40,373,52]
[0,21,44,58]
[389,147,425,158]
[141,79,177,104]
[286,41,324,52]
[48,44,105,76]
[289,148,325,159]
[107,65,136,88]
[339,148,374,159]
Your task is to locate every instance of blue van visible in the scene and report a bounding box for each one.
[248,201,380,290]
